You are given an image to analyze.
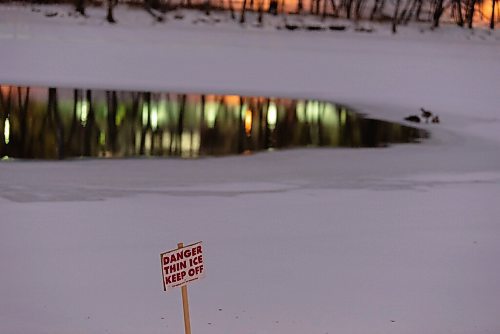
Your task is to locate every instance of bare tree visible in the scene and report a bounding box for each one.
[345,0,354,18]
[258,0,264,23]
[322,0,329,19]
[228,0,236,19]
[107,0,117,23]
[392,0,402,32]
[354,0,365,20]
[401,0,419,24]
[370,0,382,20]
[330,0,339,16]
[415,0,423,20]
[433,0,444,27]
[240,0,248,23]
[268,0,279,14]
[297,0,304,13]
[453,0,464,26]
[491,0,496,29]
[206,0,212,15]
[467,0,476,28]
[399,0,414,24]
[144,0,165,21]
[75,0,86,16]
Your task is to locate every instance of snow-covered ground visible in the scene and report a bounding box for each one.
[1,4,500,334]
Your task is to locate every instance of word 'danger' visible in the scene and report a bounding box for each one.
[161,241,205,291]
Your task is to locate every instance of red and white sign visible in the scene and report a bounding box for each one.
[161,241,205,291]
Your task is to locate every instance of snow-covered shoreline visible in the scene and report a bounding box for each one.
[1,4,500,334]
[2,5,499,136]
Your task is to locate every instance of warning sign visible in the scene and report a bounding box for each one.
[161,241,205,291]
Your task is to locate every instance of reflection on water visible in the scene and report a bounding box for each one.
[0,86,427,159]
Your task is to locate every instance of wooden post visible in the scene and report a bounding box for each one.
[178,242,192,334]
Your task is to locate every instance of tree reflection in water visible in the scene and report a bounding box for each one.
[0,85,427,159]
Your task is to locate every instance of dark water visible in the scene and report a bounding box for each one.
[0,86,427,159]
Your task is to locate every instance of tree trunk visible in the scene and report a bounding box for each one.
[490,0,496,29]
[240,0,247,23]
[228,0,236,19]
[377,0,386,17]
[354,0,363,20]
[415,0,423,20]
[144,0,164,22]
[106,0,117,23]
[297,0,303,13]
[399,0,412,23]
[455,0,464,26]
[330,0,339,16]
[370,0,380,20]
[467,0,476,28]
[258,0,264,23]
[433,0,444,27]
[346,0,353,18]
[392,0,401,32]
[75,0,86,16]
[205,0,211,15]
[402,0,418,24]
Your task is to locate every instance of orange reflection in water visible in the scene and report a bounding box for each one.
[224,95,241,106]
[0,85,12,96]
[244,109,253,136]
[0,85,47,100]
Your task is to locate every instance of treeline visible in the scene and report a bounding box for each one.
[4,0,498,30]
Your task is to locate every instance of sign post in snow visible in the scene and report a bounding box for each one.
[160,241,205,334]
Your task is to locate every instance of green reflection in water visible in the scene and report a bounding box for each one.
[0,86,427,160]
